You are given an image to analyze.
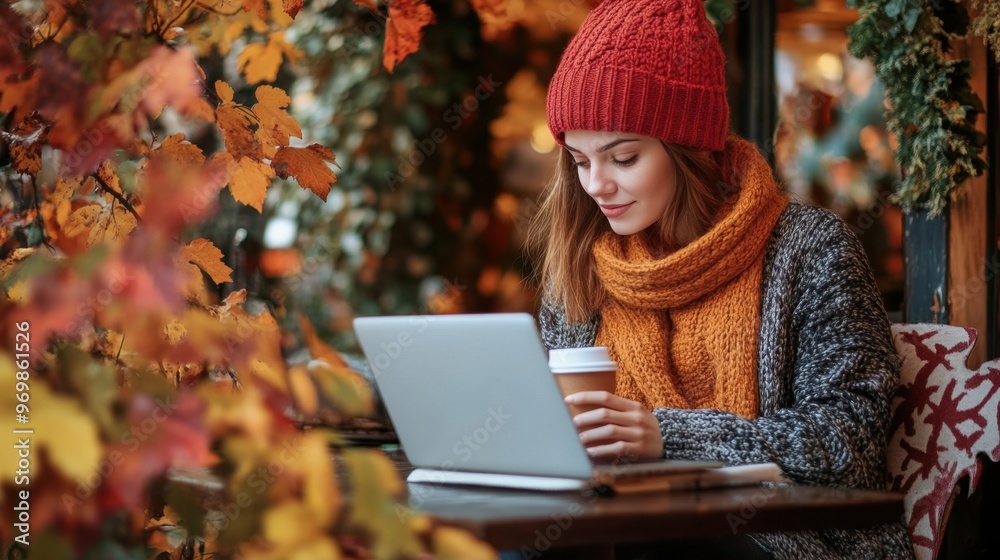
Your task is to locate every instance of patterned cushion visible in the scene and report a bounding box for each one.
[889,323,1000,560]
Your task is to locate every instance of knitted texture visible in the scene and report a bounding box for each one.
[539,203,914,559]
[546,0,729,151]
[592,138,787,417]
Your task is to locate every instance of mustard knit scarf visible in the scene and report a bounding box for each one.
[593,138,788,418]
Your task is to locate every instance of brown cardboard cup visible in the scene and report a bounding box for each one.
[548,347,617,418]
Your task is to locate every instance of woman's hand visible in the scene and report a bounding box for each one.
[564,391,665,459]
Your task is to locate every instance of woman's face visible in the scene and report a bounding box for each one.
[563,130,676,236]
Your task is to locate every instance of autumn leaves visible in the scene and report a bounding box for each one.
[213,81,338,211]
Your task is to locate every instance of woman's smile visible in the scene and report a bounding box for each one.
[599,202,635,217]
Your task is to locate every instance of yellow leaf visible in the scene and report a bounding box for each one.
[271,144,337,201]
[342,449,422,559]
[309,360,374,418]
[164,320,188,345]
[296,432,341,526]
[297,313,349,368]
[384,0,435,73]
[105,205,138,244]
[97,160,122,194]
[432,526,497,560]
[250,357,288,392]
[52,177,82,203]
[182,95,216,122]
[254,126,277,160]
[176,259,209,303]
[0,248,35,282]
[66,202,138,247]
[0,372,102,484]
[182,238,233,284]
[288,364,319,418]
[65,204,102,238]
[216,80,235,104]
[252,85,301,152]
[6,280,29,303]
[9,141,40,175]
[150,134,205,168]
[287,536,342,560]
[237,32,299,85]
[219,152,275,211]
[216,104,262,161]
[203,389,274,447]
[264,501,321,547]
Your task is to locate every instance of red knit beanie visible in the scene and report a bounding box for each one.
[546,0,729,152]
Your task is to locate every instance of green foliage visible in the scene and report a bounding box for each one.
[278,0,516,345]
[970,0,1000,60]
[848,0,996,215]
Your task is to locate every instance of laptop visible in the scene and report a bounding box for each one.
[352,312,735,491]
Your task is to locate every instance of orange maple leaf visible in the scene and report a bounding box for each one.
[97,160,123,195]
[214,151,275,211]
[237,32,300,85]
[65,201,138,247]
[37,178,82,250]
[181,238,233,284]
[215,81,264,161]
[282,0,304,18]
[215,79,236,104]
[149,133,206,168]
[252,85,301,157]
[181,96,216,122]
[270,144,337,201]
[384,0,435,73]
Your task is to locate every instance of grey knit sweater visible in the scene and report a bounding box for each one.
[538,203,914,559]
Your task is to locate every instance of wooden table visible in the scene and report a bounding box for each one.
[392,453,905,557]
[169,449,905,559]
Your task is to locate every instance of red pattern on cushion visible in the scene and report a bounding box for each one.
[889,323,1000,560]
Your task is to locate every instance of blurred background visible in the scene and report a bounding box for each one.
[195,0,904,356]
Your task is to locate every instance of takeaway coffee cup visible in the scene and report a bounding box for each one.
[548,347,618,417]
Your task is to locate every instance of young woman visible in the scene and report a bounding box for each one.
[526,0,913,558]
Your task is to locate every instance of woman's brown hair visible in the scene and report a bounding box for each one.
[526,139,730,323]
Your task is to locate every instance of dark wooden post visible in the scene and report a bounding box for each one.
[736,0,776,167]
[989,52,998,361]
[904,211,949,324]
[947,32,994,367]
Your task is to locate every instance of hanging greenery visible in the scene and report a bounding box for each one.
[847,0,999,215]
[969,0,1000,59]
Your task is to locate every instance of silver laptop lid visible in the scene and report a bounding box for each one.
[353,313,594,479]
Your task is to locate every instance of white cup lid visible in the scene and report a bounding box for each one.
[548,346,618,373]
